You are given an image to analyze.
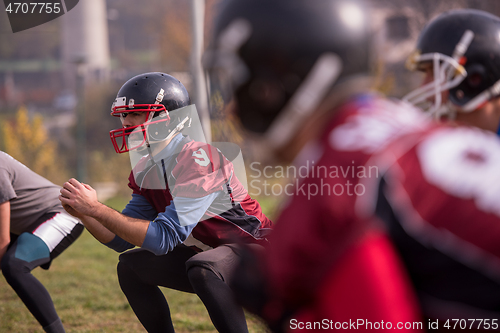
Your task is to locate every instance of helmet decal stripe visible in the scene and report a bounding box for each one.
[156,88,165,104]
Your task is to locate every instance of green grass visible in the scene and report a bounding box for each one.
[0,195,271,332]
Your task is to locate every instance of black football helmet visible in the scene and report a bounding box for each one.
[204,0,371,147]
[404,9,500,118]
[109,72,191,153]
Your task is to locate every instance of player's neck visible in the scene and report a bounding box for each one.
[454,99,500,133]
[149,132,181,157]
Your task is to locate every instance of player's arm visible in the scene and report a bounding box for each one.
[80,216,116,244]
[61,200,116,243]
[60,178,149,247]
[104,193,158,252]
[141,193,218,255]
[0,201,10,262]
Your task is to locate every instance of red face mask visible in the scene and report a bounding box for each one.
[109,103,170,154]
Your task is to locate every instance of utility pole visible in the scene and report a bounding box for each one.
[75,56,87,183]
[190,0,211,143]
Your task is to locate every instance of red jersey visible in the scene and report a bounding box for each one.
[128,137,273,250]
[376,124,500,322]
[264,93,500,328]
[263,95,427,329]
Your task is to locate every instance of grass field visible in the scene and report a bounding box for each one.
[0,196,272,333]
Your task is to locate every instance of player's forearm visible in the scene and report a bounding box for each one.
[0,201,11,262]
[79,215,116,244]
[87,202,149,247]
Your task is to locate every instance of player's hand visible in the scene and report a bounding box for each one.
[59,178,100,217]
[61,202,84,219]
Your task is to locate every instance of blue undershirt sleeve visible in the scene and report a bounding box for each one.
[122,193,158,220]
[141,192,219,255]
[104,235,135,253]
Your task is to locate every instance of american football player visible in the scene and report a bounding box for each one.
[205,0,425,331]
[60,72,272,333]
[207,0,500,331]
[378,9,500,327]
[403,9,500,133]
[0,151,83,333]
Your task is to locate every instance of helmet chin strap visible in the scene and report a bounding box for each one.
[439,79,500,119]
[142,115,191,186]
[460,79,500,113]
[163,116,191,142]
[143,116,191,156]
[437,80,500,138]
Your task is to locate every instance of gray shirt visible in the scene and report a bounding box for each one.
[0,151,64,234]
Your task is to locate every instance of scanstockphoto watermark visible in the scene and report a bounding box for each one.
[289,318,423,330]
[248,161,379,199]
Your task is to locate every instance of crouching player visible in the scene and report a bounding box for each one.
[60,72,273,333]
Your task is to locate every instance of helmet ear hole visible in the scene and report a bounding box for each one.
[148,111,172,141]
[450,64,487,104]
[466,64,486,88]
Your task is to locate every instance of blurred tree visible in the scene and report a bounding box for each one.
[87,150,132,196]
[159,0,191,71]
[105,0,221,73]
[84,82,121,150]
[82,82,131,194]
[1,105,68,184]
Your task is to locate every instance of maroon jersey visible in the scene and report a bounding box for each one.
[263,93,500,326]
[377,124,500,321]
[263,95,427,327]
[129,137,273,250]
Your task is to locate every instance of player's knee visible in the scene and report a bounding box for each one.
[117,249,141,266]
[117,251,127,264]
[116,259,140,290]
[187,265,221,287]
[116,259,130,280]
[1,252,29,282]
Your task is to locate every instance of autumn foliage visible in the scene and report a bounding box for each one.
[1,106,67,184]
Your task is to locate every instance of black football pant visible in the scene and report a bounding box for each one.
[117,244,249,333]
[1,216,84,333]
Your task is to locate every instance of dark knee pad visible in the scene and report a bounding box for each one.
[117,260,135,284]
[117,248,147,268]
[187,265,220,287]
[117,253,152,294]
[118,251,132,265]
[117,250,142,283]
[186,245,240,284]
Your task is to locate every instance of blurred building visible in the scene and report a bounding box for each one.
[2,0,500,113]
[61,0,111,90]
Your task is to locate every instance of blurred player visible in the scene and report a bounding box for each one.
[60,72,272,333]
[207,0,500,331]
[205,0,425,331]
[403,9,500,132]
[0,151,83,333]
[375,9,500,327]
